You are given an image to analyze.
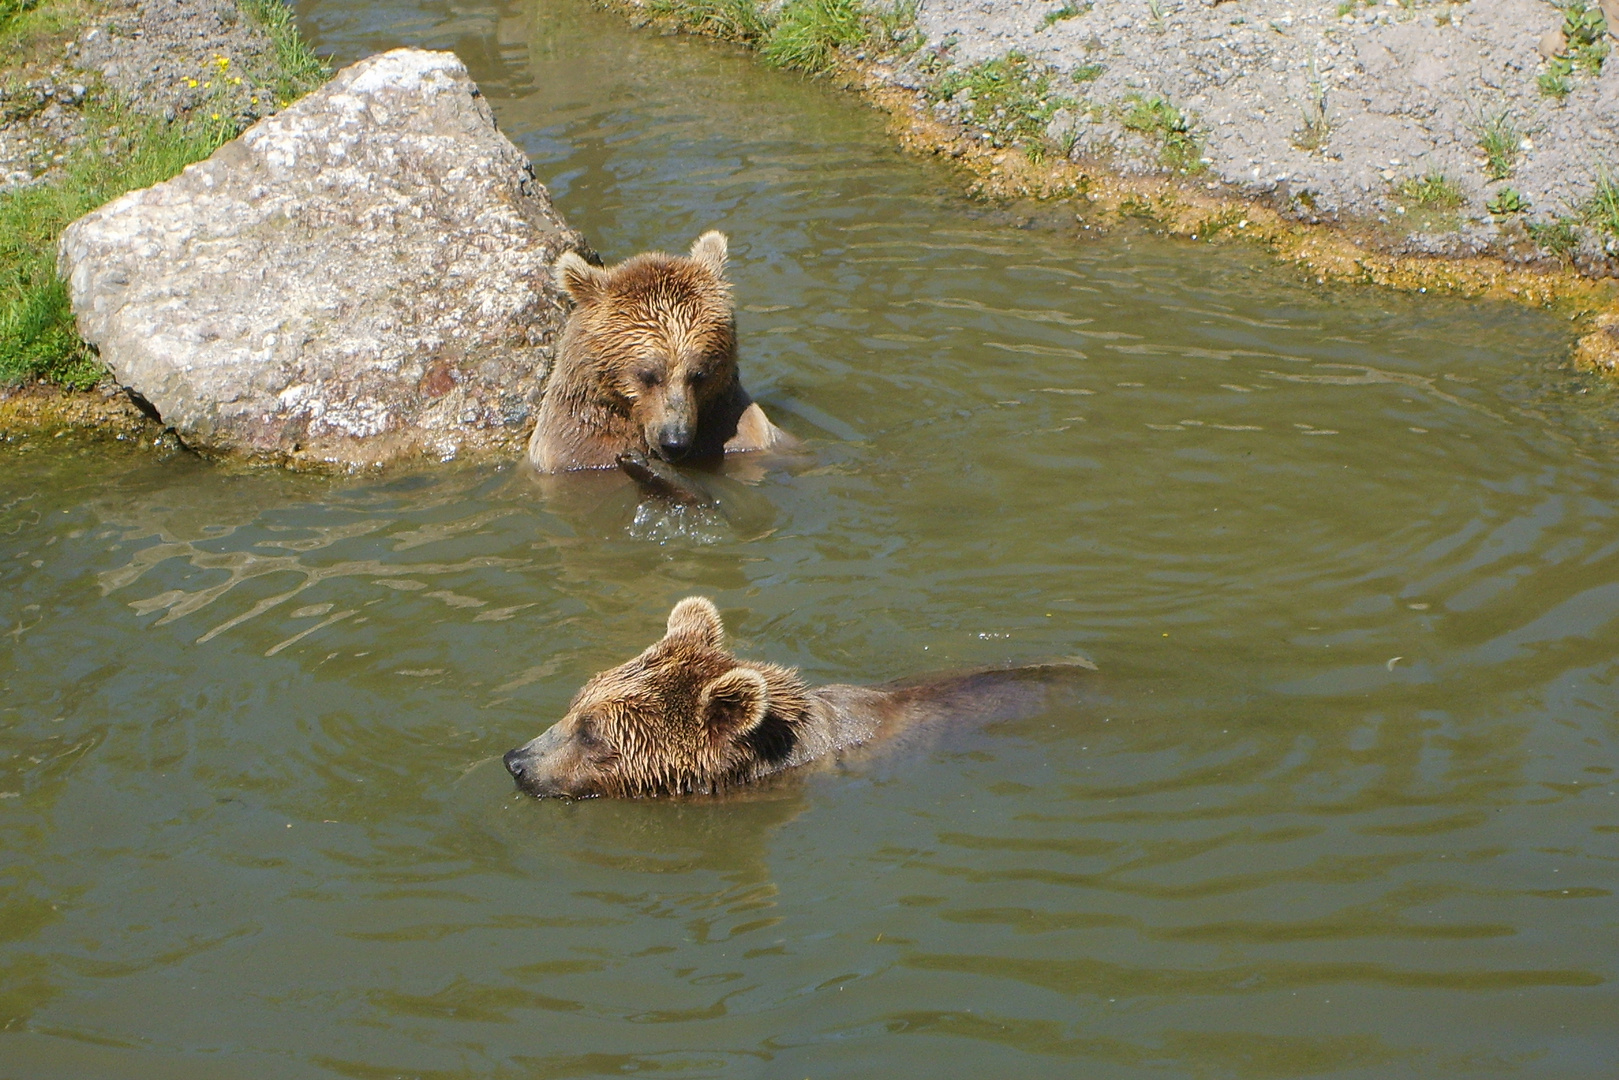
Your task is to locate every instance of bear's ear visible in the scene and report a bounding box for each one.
[689,231,728,278]
[554,249,608,305]
[699,667,768,739]
[665,596,724,649]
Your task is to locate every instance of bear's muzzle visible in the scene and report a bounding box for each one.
[503,725,580,797]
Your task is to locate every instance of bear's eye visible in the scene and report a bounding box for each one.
[575,721,601,749]
[688,369,707,385]
[636,369,662,388]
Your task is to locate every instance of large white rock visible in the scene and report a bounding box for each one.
[59,48,592,467]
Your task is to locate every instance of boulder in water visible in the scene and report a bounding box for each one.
[58,48,592,467]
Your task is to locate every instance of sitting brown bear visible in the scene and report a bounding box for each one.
[503,597,1090,799]
[527,232,793,473]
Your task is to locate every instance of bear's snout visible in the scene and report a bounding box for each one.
[502,748,528,781]
[504,745,559,795]
[504,725,581,797]
[652,420,692,461]
[504,746,564,797]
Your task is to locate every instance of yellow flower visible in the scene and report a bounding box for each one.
[203,81,211,88]
[216,56,230,70]
[187,78,198,88]
[211,112,221,120]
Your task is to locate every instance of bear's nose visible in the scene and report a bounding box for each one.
[502,749,526,779]
[656,435,690,461]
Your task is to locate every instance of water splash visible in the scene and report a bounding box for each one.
[626,500,730,546]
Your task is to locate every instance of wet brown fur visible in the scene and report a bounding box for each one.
[503,597,1089,799]
[527,232,789,473]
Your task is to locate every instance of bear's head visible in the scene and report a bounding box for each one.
[504,597,808,798]
[552,232,739,463]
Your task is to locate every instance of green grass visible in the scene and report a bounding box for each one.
[869,0,921,55]
[761,0,864,73]
[1120,93,1202,173]
[646,0,923,65]
[1071,60,1104,82]
[1563,0,1609,74]
[1528,217,1581,261]
[238,0,331,104]
[1475,107,1518,180]
[0,0,42,33]
[1539,1,1608,98]
[1581,169,1619,241]
[1039,0,1088,30]
[0,0,330,389]
[1394,171,1463,210]
[1538,64,1573,100]
[0,108,236,387]
[932,51,1071,157]
[0,0,78,56]
[645,0,768,44]
[1486,186,1529,216]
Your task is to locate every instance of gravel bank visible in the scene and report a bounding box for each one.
[2,0,291,192]
[900,0,1619,268]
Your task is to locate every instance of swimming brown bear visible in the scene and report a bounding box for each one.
[502,597,1091,799]
[526,232,793,473]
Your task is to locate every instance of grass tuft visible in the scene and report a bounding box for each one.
[931,51,1071,157]
[1475,107,1519,181]
[869,0,922,54]
[1539,65,1573,100]
[1540,1,1608,98]
[1039,0,1089,30]
[1395,171,1463,210]
[1580,169,1619,242]
[761,0,864,73]
[1486,187,1529,216]
[646,0,768,44]
[0,0,41,33]
[237,0,329,105]
[1120,93,1202,173]
[1528,217,1581,261]
[1290,60,1330,153]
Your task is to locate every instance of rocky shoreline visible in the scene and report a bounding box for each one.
[613,0,1619,372]
[908,0,1619,269]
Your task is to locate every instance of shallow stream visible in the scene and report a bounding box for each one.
[2,1,1617,1075]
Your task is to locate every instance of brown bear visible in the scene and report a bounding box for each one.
[526,231,793,473]
[502,597,1091,799]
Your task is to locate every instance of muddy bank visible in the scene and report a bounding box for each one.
[0,380,166,443]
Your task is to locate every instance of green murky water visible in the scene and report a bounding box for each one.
[3,1,1618,1075]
